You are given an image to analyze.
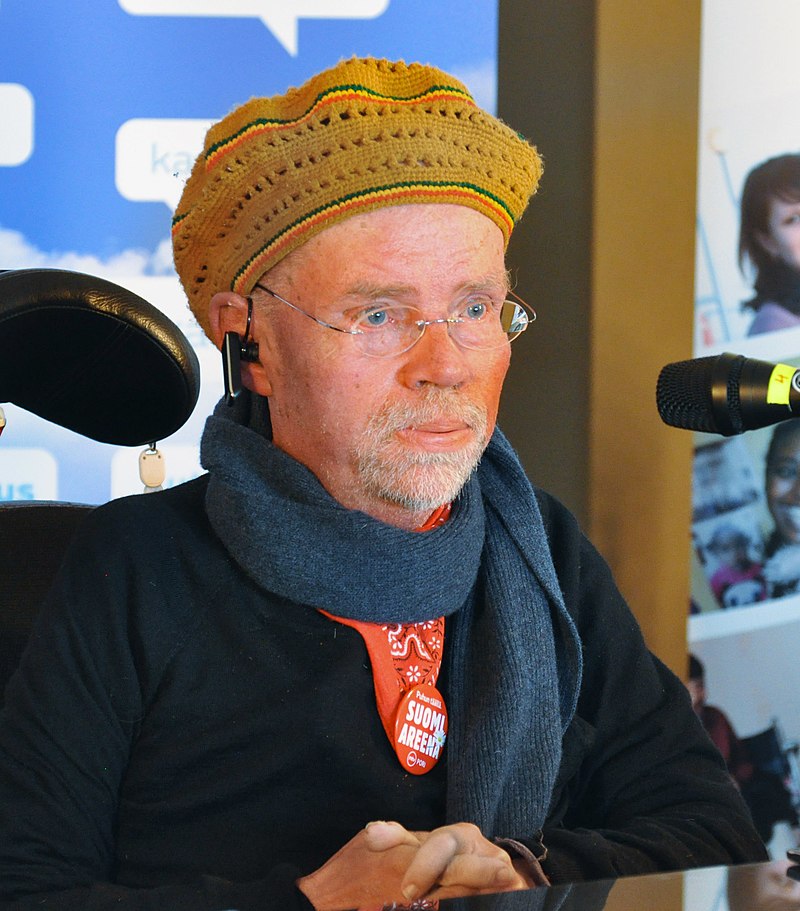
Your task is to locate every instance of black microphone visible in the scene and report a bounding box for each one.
[656,351,800,436]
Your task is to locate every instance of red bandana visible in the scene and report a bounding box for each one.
[319,504,451,774]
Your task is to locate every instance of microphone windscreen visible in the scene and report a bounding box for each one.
[656,353,744,435]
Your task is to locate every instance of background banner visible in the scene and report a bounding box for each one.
[689,0,800,856]
[0,0,498,502]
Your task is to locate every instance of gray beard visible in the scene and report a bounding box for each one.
[354,390,489,512]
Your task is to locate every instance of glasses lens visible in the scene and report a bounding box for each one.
[352,298,533,356]
[451,300,530,350]
[352,306,423,357]
[500,300,530,339]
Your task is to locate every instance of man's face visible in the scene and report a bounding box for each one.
[251,204,512,528]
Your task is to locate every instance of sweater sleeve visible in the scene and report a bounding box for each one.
[0,502,311,910]
[531,490,768,884]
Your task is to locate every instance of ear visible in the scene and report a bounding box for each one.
[755,229,780,260]
[209,291,249,348]
[209,291,274,397]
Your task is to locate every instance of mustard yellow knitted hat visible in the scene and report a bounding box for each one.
[172,57,543,340]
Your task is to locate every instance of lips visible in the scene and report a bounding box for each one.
[395,421,475,451]
[406,420,471,434]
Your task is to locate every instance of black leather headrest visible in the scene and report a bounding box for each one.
[0,269,201,446]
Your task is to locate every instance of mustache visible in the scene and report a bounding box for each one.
[366,389,488,434]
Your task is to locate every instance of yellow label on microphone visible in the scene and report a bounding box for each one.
[767,364,797,406]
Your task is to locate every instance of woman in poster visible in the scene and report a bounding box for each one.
[740,153,800,336]
[763,419,800,597]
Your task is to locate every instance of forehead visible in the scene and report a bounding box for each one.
[270,204,507,294]
[771,432,800,458]
[769,195,800,218]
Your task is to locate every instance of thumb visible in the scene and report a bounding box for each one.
[363,821,421,852]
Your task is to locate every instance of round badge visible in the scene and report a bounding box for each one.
[393,683,448,775]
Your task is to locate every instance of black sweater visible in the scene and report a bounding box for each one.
[0,476,766,909]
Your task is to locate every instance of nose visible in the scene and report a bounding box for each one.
[396,319,474,389]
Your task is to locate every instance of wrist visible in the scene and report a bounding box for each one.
[494,833,550,888]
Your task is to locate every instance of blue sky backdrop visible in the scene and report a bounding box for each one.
[0,0,498,503]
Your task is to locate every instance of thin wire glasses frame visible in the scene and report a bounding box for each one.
[251,281,535,358]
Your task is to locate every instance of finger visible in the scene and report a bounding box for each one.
[363,820,421,852]
[400,826,516,900]
[436,852,523,891]
[398,829,457,900]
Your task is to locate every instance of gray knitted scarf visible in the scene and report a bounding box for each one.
[201,393,582,838]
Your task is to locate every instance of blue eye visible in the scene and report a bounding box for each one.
[364,309,389,328]
[464,300,488,321]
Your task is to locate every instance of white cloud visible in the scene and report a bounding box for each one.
[449,60,498,114]
[0,226,175,280]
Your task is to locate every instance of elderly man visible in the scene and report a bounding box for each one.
[0,58,765,910]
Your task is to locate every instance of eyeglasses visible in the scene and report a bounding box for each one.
[252,282,535,358]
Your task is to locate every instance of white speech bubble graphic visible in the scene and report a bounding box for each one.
[0,84,34,167]
[0,448,57,501]
[115,118,212,210]
[118,0,390,56]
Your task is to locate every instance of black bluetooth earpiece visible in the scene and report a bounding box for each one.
[222,297,260,405]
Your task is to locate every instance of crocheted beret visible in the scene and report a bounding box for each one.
[172,57,543,340]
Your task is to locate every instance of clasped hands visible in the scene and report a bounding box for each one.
[297,820,533,911]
